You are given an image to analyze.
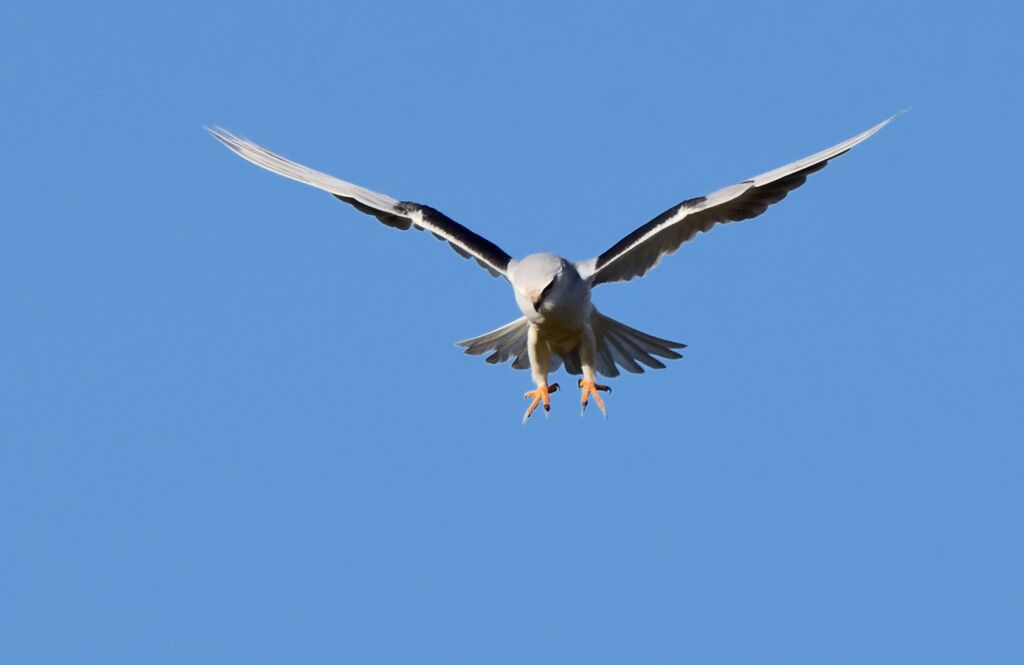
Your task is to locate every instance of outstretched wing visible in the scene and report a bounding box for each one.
[577,114,900,287]
[208,128,513,278]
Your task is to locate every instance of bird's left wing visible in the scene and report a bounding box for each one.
[577,114,900,287]
[208,128,513,278]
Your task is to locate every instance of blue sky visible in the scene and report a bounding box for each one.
[3,1,1022,662]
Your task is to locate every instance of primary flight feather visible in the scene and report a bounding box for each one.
[208,114,898,421]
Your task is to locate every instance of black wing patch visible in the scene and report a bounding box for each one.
[595,196,706,272]
[333,196,512,275]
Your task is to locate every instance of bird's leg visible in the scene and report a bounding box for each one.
[523,383,559,422]
[523,325,558,422]
[578,327,611,417]
[578,377,610,417]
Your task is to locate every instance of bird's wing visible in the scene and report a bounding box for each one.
[577,114,900,287]
[207,127,513,278]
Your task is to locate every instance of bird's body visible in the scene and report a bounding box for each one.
[507,254,603,417]
[209,114,899,420]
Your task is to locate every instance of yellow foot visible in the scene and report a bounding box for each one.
[578,378,611,417]
[523,383,559,423]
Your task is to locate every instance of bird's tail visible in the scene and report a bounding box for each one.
[559,310,686,377]
[456,311,685,378]
[456,316,532,369]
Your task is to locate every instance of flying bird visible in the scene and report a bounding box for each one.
[208,115,897,421]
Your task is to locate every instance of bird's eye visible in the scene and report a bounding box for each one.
[538,276,556,303]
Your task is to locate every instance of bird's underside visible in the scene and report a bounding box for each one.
[208,113,899,422]
[457,305,686,421]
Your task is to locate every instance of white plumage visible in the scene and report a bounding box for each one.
[208,114,899,420]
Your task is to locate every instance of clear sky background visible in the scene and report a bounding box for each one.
[3,1,1022,663]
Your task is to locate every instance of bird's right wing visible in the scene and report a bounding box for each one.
[208,128,513,279]
[577,114,900,286]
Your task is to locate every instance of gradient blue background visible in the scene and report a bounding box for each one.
[4,1,1022,662]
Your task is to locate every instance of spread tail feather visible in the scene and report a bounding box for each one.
[456,317,532,370]
[456,310,685,378]
[565,309,685,378]
[569,309,688,377]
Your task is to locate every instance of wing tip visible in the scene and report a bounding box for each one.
[863,109,908,139]
[204,124,231,140]
[205,125,247,153]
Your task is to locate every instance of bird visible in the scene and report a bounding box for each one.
[208,114,897,422]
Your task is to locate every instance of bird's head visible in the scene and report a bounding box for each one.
[510,253,565,312]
